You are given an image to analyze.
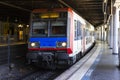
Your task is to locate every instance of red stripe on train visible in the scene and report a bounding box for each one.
[28,48,72,54]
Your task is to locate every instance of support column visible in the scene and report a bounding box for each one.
[108,24,110,45]
[103,25,105,41]
[108,29,110,44]
[102,25,105,41]
[106,25,109,44]
[99,27,101,40]
[110,15,113,49]
[113,7,119,54]
[103,25,107,41]
[101,26,104,41]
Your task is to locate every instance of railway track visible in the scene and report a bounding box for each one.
[21,69,64,80]
[0,63,65,80]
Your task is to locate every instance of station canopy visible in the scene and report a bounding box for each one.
[0,0,112,27]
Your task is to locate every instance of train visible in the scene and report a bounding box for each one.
[27,8,95,69]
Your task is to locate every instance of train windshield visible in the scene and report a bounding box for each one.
[32,21,48,36]
[31,12,67,37]
[50,21,66,36]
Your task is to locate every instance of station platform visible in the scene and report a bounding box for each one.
[55,41,120,80]
[88,42,120,80]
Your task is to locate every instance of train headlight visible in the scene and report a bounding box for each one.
[62,42,67,47]
[56,42,67,48]
[29,42,40,48]
[31,43,36,47]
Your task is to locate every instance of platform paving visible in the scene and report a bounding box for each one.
[83,42,120,80]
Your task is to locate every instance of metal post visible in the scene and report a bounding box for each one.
[7,35,11,70]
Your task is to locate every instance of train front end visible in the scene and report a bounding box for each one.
[27,8,73,67]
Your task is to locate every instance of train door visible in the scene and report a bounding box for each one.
[82,27,86,53]
[74,20,78,53]
[74,20,82,52]
[77,20,82,52]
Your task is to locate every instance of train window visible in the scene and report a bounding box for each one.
[84,29,86,36]
[32,21,48,36]
[31,12,67,37]
[77,21,82,39]
[74,20,82,40]
[74,20,77,40]
[86,29,88,36]
[50,21,66,36]
[90,31,92,36]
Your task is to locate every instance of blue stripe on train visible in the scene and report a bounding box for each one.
[29,37,67,48]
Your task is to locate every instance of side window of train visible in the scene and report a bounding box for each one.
[74,20,77,40]
[74,20,82,40]
[86,29,89,36]
[77,20,82,40]
[83,28,86,38]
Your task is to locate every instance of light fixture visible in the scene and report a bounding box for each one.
[18,24,23,28]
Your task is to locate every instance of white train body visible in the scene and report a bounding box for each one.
[67,9,95,57]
